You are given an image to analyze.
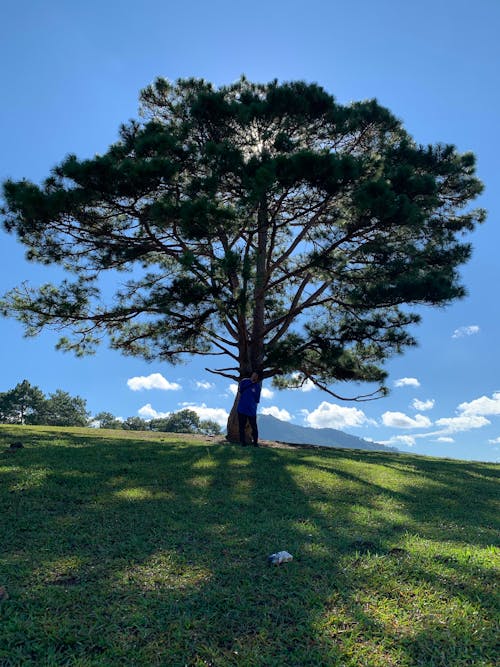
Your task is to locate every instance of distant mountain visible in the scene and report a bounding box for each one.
[258,414,398,453]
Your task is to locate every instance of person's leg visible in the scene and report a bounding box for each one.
[238,411,248,445]
[248,415,258,446]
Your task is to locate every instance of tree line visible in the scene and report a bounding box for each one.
[0,380,221,434]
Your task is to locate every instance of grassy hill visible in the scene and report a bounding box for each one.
[0,425,498,666]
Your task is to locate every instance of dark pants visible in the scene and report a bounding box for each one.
[238,411,258,445]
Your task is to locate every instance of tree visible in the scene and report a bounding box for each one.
[199,419,222,436]
[122,416,148,431]
[35,389,90,427]
[0,380,46,424]
[0,78,485,440]
[94,411,122,429]
[150,409,201,433]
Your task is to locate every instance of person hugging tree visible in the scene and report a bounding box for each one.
[237,371,262,447]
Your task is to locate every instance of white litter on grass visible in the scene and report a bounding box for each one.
[267,550,294,565]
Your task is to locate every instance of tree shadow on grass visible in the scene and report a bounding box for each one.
[0,430,498,665]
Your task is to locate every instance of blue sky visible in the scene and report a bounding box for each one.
[1,0,499,462]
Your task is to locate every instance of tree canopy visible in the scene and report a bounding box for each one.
[148,408,222,435]
[0,380,89,426]
[1,77,485,436]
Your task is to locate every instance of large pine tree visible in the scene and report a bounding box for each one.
[1,78,485,439]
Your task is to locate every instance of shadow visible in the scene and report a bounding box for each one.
[0,427,498,665]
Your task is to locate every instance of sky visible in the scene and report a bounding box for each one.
[1,0,499,462]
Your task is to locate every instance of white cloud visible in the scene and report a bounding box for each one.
[229,383,238,396]
[381,435,416,448]
[457,392,500,417]
[138,403,170,419]
[261,387,274,399]
[127,373,181,392]
[434,415,490,433]
[195,380,215,390]
[381,411,432,429]
[180,402,229,427]
[300,379,316,392]
[394,391,498,440]
[452,325,480,339]
[260,406,292,421]
[411,398,435,411]
[290,372,316,391]
[139,402,229,427]
[394,377,420,388]
[488,437,500,444]
[304,401,372,429]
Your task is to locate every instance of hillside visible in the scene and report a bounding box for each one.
[259,413,398,452]
[0,424,498,666]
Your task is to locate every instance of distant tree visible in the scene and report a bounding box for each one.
[93,411,122,429]
[35,389,90,427]
[199,419,222,436]
[122,416,148,431]
[148,417,170,432]
[0,77,485,441]
[0,380,46,424]
[150,409,201,433]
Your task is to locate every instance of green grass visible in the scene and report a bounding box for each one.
[0,425,498,666]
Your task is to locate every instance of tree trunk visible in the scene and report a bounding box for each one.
[250,195,268,372]
[226,196,269,443]
[226,393,240,442]
[226,392,254,443]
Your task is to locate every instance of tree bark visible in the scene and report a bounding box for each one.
[226,391,254,443]
[226,393,240,442]
[250,195,268,372]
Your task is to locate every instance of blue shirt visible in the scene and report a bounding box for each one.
[237,378,261,416]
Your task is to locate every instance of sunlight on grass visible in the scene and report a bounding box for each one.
[192,457,218,470]
[0,425,498,666]
[119,552,212,593]
[10,466,49,492]
[114,487,174,501]
[188,474,212,489]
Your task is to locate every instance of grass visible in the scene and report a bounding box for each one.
[0,425,498,667]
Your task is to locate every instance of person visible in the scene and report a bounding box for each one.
[237,371,261,446]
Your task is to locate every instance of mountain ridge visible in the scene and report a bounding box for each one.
[258,414,398,452]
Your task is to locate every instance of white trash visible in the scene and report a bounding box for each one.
[267,550,293,565]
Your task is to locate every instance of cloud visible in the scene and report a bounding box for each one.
[452,325,480,339]
[260,406,292,421]
[397,391,498,439]
[261,387,274,399]
[139,402,229,427]
[380,392,499,442]
[394,377,420,388]
[127,373,181,391]
[179,402,229,427]
[300,379,316,392]
[138,403,170,419]
[290,372,316,392]
[304,401,372,429]
[488,437,500,444]
[229,384,238,396]
[381,435,416,448]
[195,380,215,390]
[457,392,500,417]
[411,398,435,411]
[381,411,432,429]
[434,415,490,433]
